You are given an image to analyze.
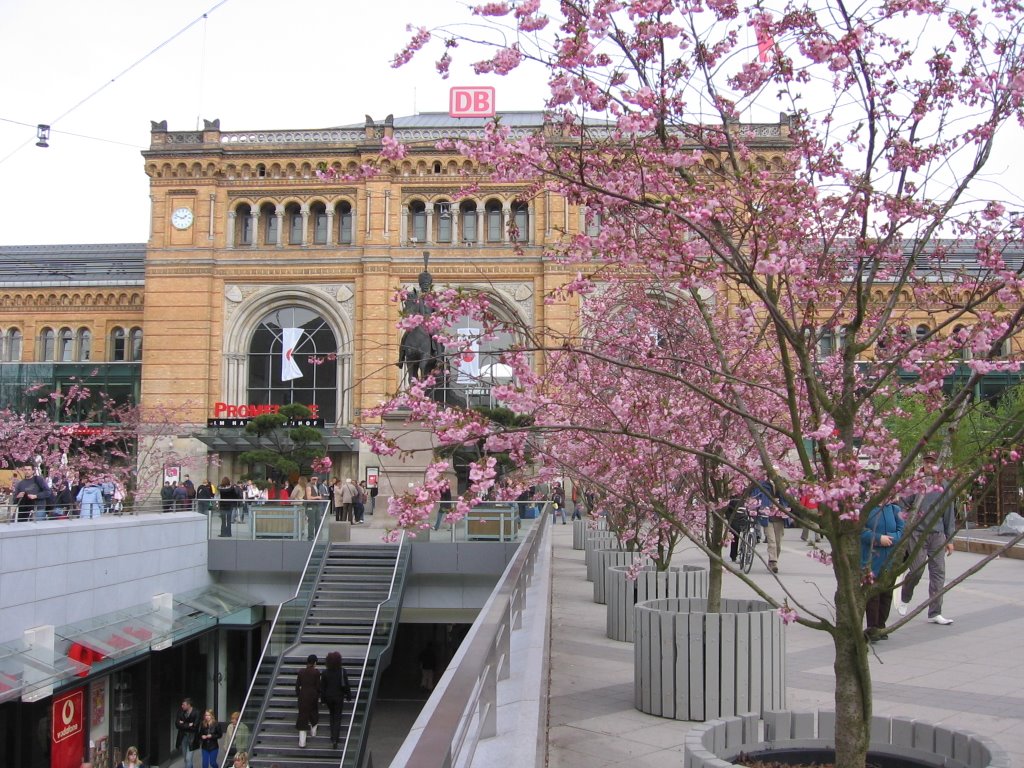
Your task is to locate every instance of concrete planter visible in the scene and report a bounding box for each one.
[635,597,784,722]
[572,517,607,550]
[683,710,1010,768]
[606,564,708,642]
[591,550,644,604]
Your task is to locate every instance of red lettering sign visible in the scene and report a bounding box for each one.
[449,87,496,118]
[212,402,317,418]
[52,688,84,768]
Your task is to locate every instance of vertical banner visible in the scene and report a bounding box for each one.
[281,327,304,381]
[455,328,481,383]
[52,688,84,768]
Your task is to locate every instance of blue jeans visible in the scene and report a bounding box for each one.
[553,505,566,524]
[201,748,218,768]
[182,748,195,768]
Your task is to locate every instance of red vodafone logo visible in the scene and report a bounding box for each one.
[449,87,496,118]
[53,689,83,743]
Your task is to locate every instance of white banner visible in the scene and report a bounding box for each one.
[281,327,304,381]
[456,328,481,383]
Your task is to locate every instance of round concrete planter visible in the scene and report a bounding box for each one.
[572,516,607,550]
[591,550,644,604]
[684,709,1010,768]
[605,564,708,642]
[634,597,785,721]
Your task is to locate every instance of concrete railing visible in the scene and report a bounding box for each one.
[683,709,1011,768]
[390,510,551,768]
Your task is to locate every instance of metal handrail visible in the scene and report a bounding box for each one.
[218,501,333,766]
[339,530,409,767]
[393,510,550,767]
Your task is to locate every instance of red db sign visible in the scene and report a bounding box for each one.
[449,87,496,118]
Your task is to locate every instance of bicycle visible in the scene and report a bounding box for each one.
[731,508,762,574]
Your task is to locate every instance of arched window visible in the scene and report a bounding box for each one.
[260,203,278,246]
[338,201,353,244]
[312,202,328,245]
[409,201,427,242]
[236,204,253,246]
[39,328,56,362]
[435,202,453,243]
[915,324,929,342]
[58,328,73,362]
[446,310,518,407]
[110,327,126,361]
[248,307,339,423]
[511,201,529,243]
[130,328,143,362]
[485,200,503,242]
[286,203,303,245]
[460,201,478,243]
[76,328,91,361]
[4,328,22,361]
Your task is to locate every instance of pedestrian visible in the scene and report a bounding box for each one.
[334,478,358,523]
[799,493,823,544]
[355,480,369,523]
[295,653,321,748]
[120,745,144,768]
[418,641,437,692]
[231,752,250,768]
[896,452,957,625]
[368,479,378,515]
[76,478,105,520]
[861,500,905,642]
[570,482,584,521]
[321,651,351,750]
[160,481,174,513]
[173,481,189,512]
[551,483,566,525]
[54,479,74,518]
[196,479,214,516]
[198,709,222,768]
[219,477,243,537]
[434,479,453,531]
[175,698,200,768]
[224,710,249,758]
[748,478,788,573]
[183,474,196,500]
[14,464,52,522]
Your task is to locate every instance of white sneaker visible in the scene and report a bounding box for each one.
[928,615,953,625]
[895,599,908,616]
[310,725,318,737]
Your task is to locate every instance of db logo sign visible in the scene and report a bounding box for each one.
[449,87,496,118]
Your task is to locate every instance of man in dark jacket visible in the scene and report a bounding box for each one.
[14,465,52,522]
[175,697,200,768]
[160,481,174,513]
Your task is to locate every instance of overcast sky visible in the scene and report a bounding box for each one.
[0,0,552,246]
[2,1,1021,247]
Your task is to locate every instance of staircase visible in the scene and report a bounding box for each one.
[245,543,409,768]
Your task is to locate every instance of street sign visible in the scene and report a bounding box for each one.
[449,86,496,118]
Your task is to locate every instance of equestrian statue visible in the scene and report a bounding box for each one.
[397,253,445,386]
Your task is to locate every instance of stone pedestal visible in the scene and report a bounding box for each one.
[373,411,449,518]
[329,521,351,542]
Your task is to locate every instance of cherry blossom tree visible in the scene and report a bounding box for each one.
[379,2,1024,764]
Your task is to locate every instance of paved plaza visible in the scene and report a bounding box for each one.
[545,523,1024,767]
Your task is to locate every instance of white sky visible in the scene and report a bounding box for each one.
[2,1,1020,246]
[0,0,552,246]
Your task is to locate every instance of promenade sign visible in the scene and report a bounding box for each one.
[449,87,496,118]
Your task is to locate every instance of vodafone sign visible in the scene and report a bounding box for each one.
[449,87,496,118]
[52,688,85,768]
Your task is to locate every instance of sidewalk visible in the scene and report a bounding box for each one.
[546,524,1024,767]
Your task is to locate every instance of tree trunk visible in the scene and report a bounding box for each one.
[831,532,872,768]
[706,556,723,613]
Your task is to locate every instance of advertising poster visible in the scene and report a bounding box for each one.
[51,688,84,768]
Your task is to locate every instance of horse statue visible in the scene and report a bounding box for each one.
[397,257,445,386]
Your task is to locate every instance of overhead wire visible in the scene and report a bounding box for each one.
[0,0,231,167]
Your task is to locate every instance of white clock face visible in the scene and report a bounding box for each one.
[171,207,194,230]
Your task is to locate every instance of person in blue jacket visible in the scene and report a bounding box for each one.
[860,501,905,642]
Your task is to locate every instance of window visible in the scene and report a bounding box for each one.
[130,328,143,362]
[76,328,91,361]
[915,324,929,342]
[4,328,22,361]
[58,328,73,362]
[39,328,56,362]
[410,201,427,242]
[287,205,303,245]
[511,201,529,243]
[312,203,328,245]
[585,209,602,237]
[460,201,478,242]
[261,204,278,246]
[338,202,353,244]
[237,205,253,246]
[485,200,503,242]
[247,307,339,423]
[436,203,453,243]
[256,163,267,178]
[110,327,126,361]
